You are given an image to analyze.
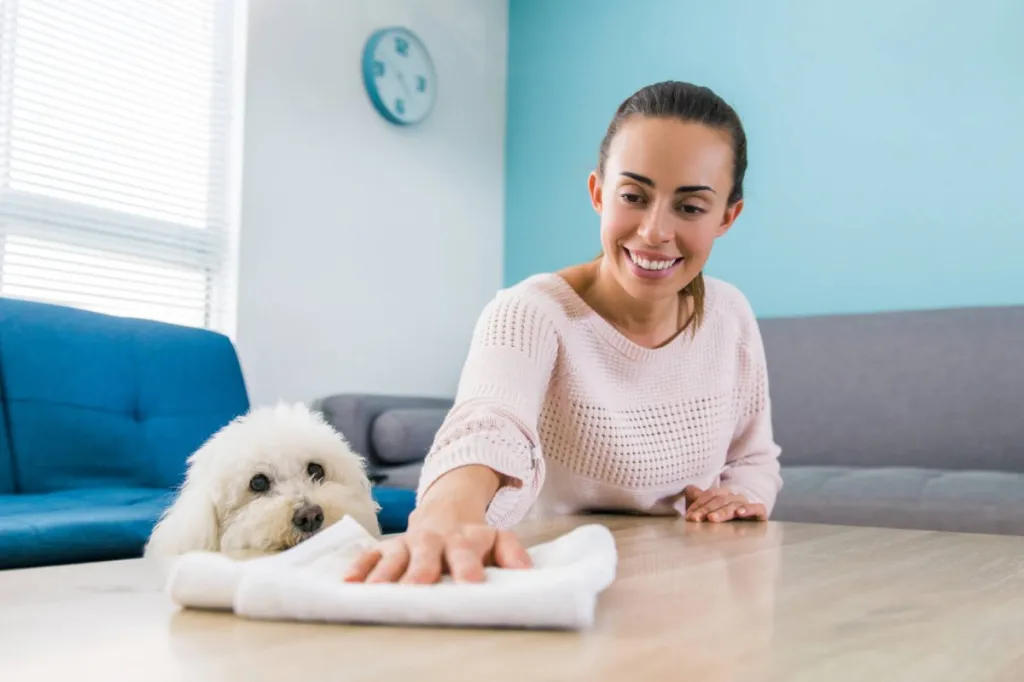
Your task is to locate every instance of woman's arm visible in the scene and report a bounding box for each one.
[411,464,501,524]
[415,290,560,528]
[682,323,783,523]
[344,290,560,585]
[719,327,783,515]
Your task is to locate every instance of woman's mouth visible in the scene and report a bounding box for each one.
[622,247,683,279]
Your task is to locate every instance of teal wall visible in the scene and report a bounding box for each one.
[504,0,1024,317]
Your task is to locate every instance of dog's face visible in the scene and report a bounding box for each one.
[144,403,381,558]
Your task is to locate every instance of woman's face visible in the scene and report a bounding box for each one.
[590,116,743,302]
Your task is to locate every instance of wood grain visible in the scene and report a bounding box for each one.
[1,516,1022,682]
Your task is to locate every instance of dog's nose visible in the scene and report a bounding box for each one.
[292,504,324,533]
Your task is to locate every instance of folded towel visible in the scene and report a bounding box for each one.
[165,516,618,630]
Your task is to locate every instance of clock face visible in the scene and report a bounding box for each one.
[361,27,437,126]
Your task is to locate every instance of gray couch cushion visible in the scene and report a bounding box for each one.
[370,408,448,466]
[372,462,424,491]
[759,305,1024,473]
[774,466,1024,535]
[313,393,452,465]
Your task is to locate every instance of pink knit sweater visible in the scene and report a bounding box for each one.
[416,273,783,528]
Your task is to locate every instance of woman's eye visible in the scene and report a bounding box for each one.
[249,473,271,493]
[622,192,646,205]
[678,204,704,215]
[307,462,325,482]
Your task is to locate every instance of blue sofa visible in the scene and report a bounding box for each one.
[0,297,415,570]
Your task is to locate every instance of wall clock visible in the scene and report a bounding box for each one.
[361,27,437,126]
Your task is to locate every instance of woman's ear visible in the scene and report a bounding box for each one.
[588,171,603,213]
[144,473,220,557]
[716,198,744,237]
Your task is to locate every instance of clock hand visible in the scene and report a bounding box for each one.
[384,56,412,98]
[396,72,412,98]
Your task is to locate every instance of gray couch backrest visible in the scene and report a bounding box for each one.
[759,305,1024,473]
[314,393,453,466]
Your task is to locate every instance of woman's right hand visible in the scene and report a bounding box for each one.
[344,464,536,585]
[344,463,533,584]
[342,509,532,584]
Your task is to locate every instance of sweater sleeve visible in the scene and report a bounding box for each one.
[720,308,784,516]
[415,289,560,529]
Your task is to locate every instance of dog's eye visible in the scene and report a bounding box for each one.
[307,462,325,482]
[249,474,271,493]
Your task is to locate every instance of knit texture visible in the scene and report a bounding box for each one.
[417,273,783,528]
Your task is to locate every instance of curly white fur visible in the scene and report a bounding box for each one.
[144,402,381,559]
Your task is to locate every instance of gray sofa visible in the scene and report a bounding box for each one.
[315,304,1024,536]
[313,393,451,491]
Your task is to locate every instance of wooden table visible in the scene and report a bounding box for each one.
[1,516,1023,681]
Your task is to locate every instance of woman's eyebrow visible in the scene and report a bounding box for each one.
[620,171,716,194]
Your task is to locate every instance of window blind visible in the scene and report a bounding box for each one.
[0,0,243,330]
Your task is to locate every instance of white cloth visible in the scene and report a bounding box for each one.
[164,516,618,630]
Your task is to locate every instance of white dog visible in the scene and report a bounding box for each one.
[144,402,381,559]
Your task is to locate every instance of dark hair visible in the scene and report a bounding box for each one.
[595,81,748,332]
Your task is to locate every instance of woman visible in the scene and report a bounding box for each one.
[345,80,783,584]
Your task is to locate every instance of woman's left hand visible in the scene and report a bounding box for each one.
[679,485,767,522]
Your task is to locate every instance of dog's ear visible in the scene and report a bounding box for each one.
[144,473,220,557]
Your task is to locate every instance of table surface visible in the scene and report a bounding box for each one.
[1,516,1023,682]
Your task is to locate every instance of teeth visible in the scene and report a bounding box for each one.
[628,250,679,271]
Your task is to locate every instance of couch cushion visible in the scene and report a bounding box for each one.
[760,305,1024,473]
[370,408,447,465]
[0,487,176,569]
[370,462,423,491]
[0,297,250,493]
[773,465,1024,536]
[372,485,416,535]
[314,394,453,465]
[0,371,13,494]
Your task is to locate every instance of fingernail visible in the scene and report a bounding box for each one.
[709,513,719,521]
[737,507,746,515]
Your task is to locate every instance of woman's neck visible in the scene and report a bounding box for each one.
[564,260,692,349]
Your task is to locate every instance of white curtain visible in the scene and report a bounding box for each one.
[0,0,245,331]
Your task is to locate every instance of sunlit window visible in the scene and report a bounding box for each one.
[0,0,244,331]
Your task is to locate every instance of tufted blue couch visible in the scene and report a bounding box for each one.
[0,297,414,570]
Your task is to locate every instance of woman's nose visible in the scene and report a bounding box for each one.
[637,208,674,244]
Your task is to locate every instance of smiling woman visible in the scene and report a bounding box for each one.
[588,81,749,338]
[343,81,784,586]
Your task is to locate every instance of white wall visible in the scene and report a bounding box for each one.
[235,0,508,406]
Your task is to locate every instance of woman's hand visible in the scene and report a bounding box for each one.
[342,465,533,585]
[343,464,533,584]
[343,512,532,584]
[680,485,767,523]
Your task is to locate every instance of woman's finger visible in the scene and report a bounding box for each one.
[707,500,745,522]
[400,533,445,584]
[445,536,487,583]
[701,495,741,520]
[492,530,532,569]
[735,502,768,521]
[683,490,715,519]
[343,546,383,582]
[687,492,727,520]
[365,540,411,583]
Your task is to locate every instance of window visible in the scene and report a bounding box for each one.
[0,0,246,332]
